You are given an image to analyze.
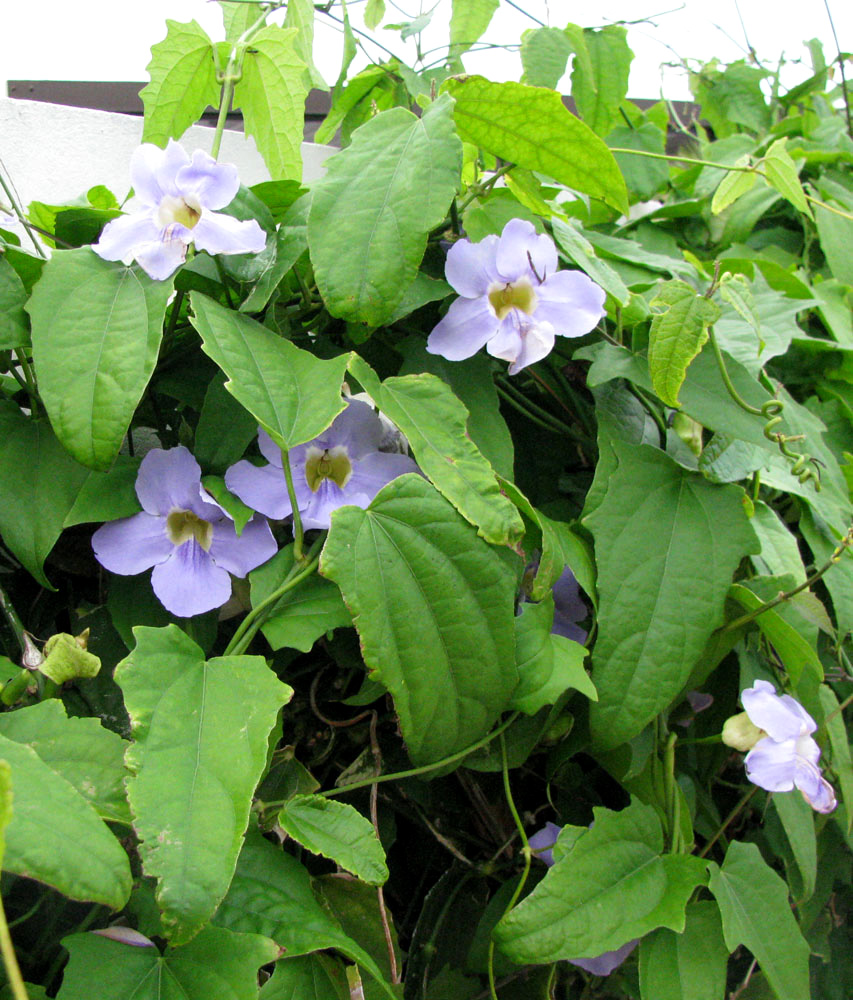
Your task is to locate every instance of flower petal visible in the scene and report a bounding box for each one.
[191,212,267,257]
[92,512,172,574]
[496,219,558,283]
[346,452,419,501]
[129,143,181,206]
[528,822,562,867]
[225,460,293,520]
[799,772,837,813]
[427,296,498,361]
[133,235,189,280]
[742,680,811,741]
[445,235,500,297]
[316,400,382,457]
[793,751,836,812]
[176,150,240,210]
[151,540,233,617]
[505,321,555,375]
[744,736,797,792]
[135,447,204,516]
[93,212,162,265]
[535,270,606,337]
[302,479,368,530]
[257,429,284,468]
[208,516,277,577]
[569,940,638,976]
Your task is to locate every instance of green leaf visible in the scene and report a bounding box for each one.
[571,26,633,137]
[0,760,11,868]
[609,123,670,200]
[449,0,498,59]
[141,20,220,146]
[818,684,853,834]
[189,291,349,451]
[511,598,595,715]
[234,25,308,181]
[194,373,258,475]
[250,545,351,652]
[261,955,349,999]
[221,2,265,43]
[397,340,514,480]
[216,831,397,999]
[763,138,812,218]
[750,501,806,582]
[708,840,810,1000]
[28,249,174,470]
[284,0,326,90]
[584,440,757,749]
[240,193,310,314]
[710,157,757,214]
[0,732,131,908]
[0,700,130,824]
[443,76,629,214]
[364,0,386,31]
[308,95,462,327]
[320,474,518,764]
[57,926,279,1000]
[278,794,388,884]
[550,217,630,306]
[647,279,721,407]
[770,791,816,902]
[0,257,29,349]
[349,356,522,546]
[638,901,729,1000]
[64,457,141,528]
[520,27,572,89]
[115,625,293,944]
[813,197,853,285]
[494,799,707,963]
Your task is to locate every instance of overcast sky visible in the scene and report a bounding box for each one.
[2,1,851,102]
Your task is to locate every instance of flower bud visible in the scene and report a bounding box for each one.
[722,711,763,752]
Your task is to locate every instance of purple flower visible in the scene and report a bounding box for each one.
[528,822,638,976]
[92,447,277,618]
[739,680,836,813]
[225,400,419,531]
[93,140,266,280]
[551,566,588,644]
[426,219,605,375]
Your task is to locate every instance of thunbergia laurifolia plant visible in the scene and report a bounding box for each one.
[0,3,850,998]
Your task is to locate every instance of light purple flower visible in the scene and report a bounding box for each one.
[225,400,419,531]
[93,140,266,280]
[551,566,588,644]
[740,679,836,813]
[92,447,277,618]
[427,219,606,375]
[528,822,638,976]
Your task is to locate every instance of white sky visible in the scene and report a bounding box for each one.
[2,1,851,102]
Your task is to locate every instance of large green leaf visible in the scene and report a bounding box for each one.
[278,794,388,885]
[510,597,595,715]
[57,926,278,1000]
[0,256,29,349]
[770,791,816,903]
[584,440,757,748]
[320,474,519,764]
[494,799,707,963]
[0,761,9,868]
[216,831,396,998]
[284,0,326,89]
[28,249,173,469]
[444,76,628,214]
[260,955,349,999]
[449,0,498,59]
[0,732,131,909]
[115,625,292,944]
[571,25,633,137]
[141,20,220,146]
[193,372,258,475]
[349,356,523,546]
[550,217,630,306]
[520,27,573,89]
[308,95,462,326]
[648,279,721,407]
[234,25,308,181]
[189,291,349,451]
[0,700,129,824]
[708,840,810,1000]
[638,901,729,1000]
[250,545,351,652]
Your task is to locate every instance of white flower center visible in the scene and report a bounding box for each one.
[156,195,202,231]
[304,446,352,492]
[166,509,213,551]
[488,279,538,320]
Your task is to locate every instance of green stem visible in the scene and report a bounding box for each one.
[488,734,532,1000]
[708,329,763,416]
[0,891,29,1000]
[698,785,759,858]
[224,535,325,656]
[495,378,583,440]
[0,168,46,260]
[663,732,682,853]
[0,582,26,653]
[210,8,270,160]
[321,712,521,798]
[280,447,305,562]
[458,163,514,213]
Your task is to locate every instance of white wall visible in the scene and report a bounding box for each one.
[0,98,335,212]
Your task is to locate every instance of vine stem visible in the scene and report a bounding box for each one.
[280,448,305,562]
[321,712,520,798]
[223,533,325,656]
[0,892,28,1000]
[698,785,759,858]
[488,734,531,1000]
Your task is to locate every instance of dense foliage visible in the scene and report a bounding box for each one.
[1,2,852,998]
